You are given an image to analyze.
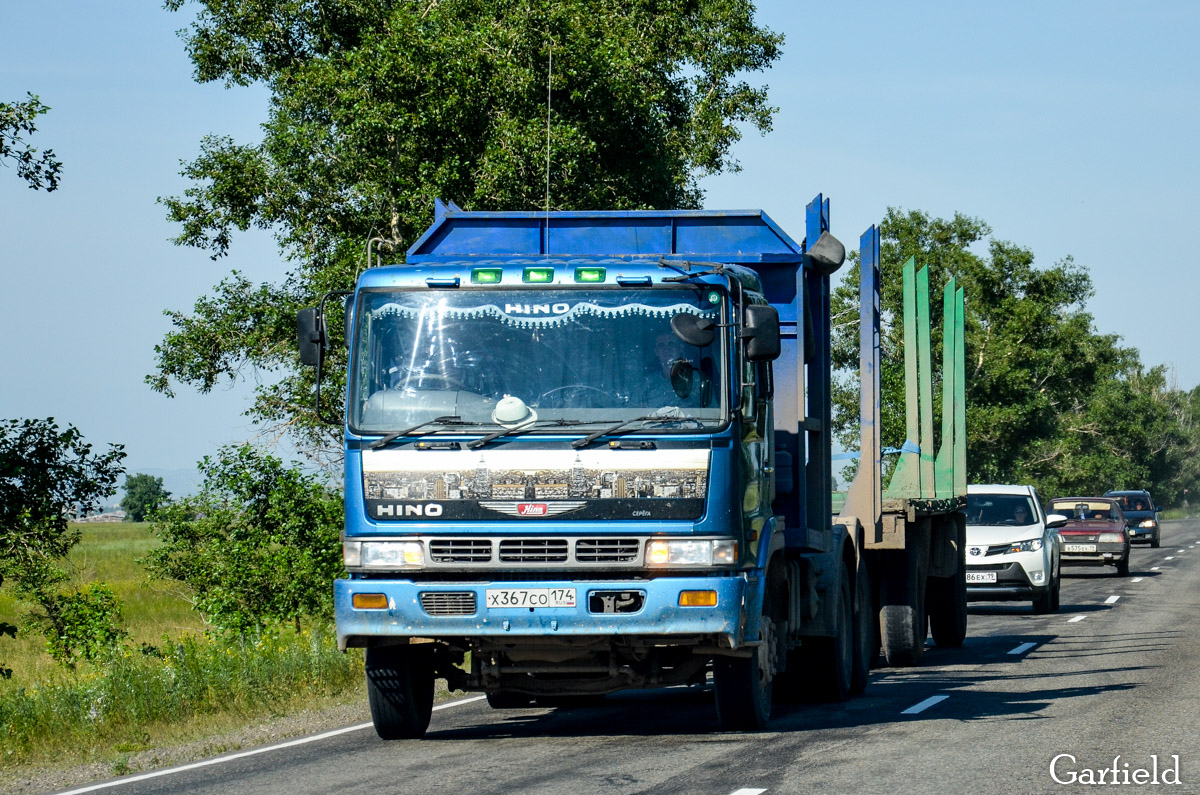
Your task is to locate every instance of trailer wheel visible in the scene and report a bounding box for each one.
[880,547,927,666]
[801,564,853,702]
[850,555,877,695]
[365,645,435,740]
[928,560,967,647]
[486,691,533,709]
[714,614,774,730]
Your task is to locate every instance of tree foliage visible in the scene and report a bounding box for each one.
[832,209,1194,503]
[142,445,344,634]
[153,0,783,459]
[120,473,172,522]
[0,418,126,672]
[0,93,63,191]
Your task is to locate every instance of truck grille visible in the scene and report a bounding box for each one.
[575,538,640,563]
[420,592,477,616]
[499,539,569,563]
[429,539,492,563]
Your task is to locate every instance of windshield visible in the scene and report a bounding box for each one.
[965,494,1038,526]
[1048,500,1121,522]
[349,287,725,434]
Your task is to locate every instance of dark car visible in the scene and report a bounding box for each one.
[1104,489,1161,548]
[1044,497,1131,576]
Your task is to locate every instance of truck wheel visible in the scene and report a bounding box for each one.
[365,645,435,740]
[880,548,927,666]
[928,560,967,647]
[801,565,853,702]
[850,556,877,695]
[486,691,533,709]
[714,614,774,730]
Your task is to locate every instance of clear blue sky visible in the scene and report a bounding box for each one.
[3,1,1198,497]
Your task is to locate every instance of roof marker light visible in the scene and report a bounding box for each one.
[471,268,502,284]
[574,267,606,283]
[523,267,554,283]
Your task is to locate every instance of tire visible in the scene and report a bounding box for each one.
[928,547,967,647]
[365,645,435,740]
[486,691,533,709]
[714,614,774,730]
[1049,564,1061,612]
[800,565,854,703]
[1115,553,1130,577]
[850,555,877,696]
[1032,585,1053,614]
[1150,534,1161,549]
[880,545,927,667]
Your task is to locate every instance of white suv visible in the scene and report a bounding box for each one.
[965,485,1065,614]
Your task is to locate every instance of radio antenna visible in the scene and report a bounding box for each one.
[545,44,552,258]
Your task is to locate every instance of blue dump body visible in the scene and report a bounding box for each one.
[318,195,862,736]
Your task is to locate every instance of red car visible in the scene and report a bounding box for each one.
[1045,497,1131,576]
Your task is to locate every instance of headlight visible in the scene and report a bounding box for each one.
[1138,519,1157,528]
[646,539,737,566]
[1008,538,1044,553]
[345,540,426,569]
[1099,532,1124,543]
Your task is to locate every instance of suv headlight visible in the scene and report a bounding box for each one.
[646,539,737,566]
[1007,538,1044,553]
[343,540,425,569]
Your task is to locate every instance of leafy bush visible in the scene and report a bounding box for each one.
[24,583,128,667]
[142,445,343,634]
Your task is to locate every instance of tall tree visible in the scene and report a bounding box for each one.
[831,209,1188,501]
[152,0,783,459]
[120,473,172,522]
[0,93,62,191]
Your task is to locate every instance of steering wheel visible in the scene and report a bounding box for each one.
[393,373,467,392]
[536,384,618,407]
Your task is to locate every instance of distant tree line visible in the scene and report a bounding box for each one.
[832,209,1199,507]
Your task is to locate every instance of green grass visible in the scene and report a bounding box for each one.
[1,523,207,687]
[0,522,370,772]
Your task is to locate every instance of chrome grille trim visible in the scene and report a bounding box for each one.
[420,591,477,615]
[429,539,492,563]
[499,538,569,563]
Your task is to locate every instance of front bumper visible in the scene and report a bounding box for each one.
[966,560,1049,602]
[334,574,748,651]
[1127,526,1159,543]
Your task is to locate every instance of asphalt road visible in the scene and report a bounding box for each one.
[59,520,1200,795]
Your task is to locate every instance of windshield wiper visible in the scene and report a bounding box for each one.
[571,409,703,449]
[466,419,590,450]
[369,415,477,449]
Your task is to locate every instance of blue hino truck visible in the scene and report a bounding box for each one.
[297,195,967,739]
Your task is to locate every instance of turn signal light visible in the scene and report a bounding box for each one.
[678,590,718,607]
[352,593,388,610]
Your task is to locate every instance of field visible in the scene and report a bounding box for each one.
[0,523,367,773]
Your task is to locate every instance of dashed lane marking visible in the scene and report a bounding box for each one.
[1105,595,1121,604]
[1165,556,1175,560]
[902,695,949,714]
[1152,566,1161,571]
[728,790,768,795]
[57,695,489,794]
[1008,642,1037,655]
[1069,616,1087,623]
[1131,577,1144,583]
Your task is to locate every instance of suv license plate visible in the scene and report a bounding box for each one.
[485,588,577,609]
[966,571,997,584]
[1064,543,1097,553]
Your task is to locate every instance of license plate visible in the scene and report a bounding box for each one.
[966,571,997,584]
[485,588,577,609]
[1064,543,1097,553]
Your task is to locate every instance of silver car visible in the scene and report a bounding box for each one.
[965,485,1065,614]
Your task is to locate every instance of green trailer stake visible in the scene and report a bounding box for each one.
[840,236,968,666]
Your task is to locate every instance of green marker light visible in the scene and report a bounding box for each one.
[574,267,606,283]
[471,268,502,284]
[523,267,554,283]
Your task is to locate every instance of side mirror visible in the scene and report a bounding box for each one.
[1045,513,1069,530]
[671,313,715,347]
[804,231,846,276]
[297,308,325,367]
[743,304,781,362]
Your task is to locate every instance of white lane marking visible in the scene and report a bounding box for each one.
[1165,556,1175,560]
[56,695,488,794]
[1178,549,1187,553]
[1151,566,1161,571]
[1131,577,1144,583]
[901,695,949,714]
[1069,615,1087,623]
[1008,642,1037,655]
[1105,595,1121,604]
[729,790,768,795]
